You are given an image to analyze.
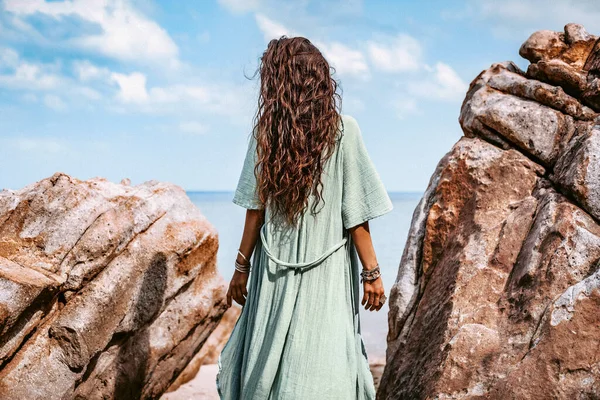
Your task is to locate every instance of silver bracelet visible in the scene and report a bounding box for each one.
[235,259,251,274]
[360,265,381,283]
[237,249,250,264]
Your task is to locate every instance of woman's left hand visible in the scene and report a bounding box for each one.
[227,270,249,307]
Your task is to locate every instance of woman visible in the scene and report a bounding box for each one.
[216,36,393,400]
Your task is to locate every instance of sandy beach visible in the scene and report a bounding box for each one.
[161,364,220,400]
[163,357,386,399]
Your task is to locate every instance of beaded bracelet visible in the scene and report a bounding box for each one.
[360,265,381,283]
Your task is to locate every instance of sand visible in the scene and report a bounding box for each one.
[162,357,385,399]
[161,364,220,400]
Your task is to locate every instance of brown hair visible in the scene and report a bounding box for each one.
[249,36,343,228]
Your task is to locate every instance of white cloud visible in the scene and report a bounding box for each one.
[367,34,422,72]
[73,86,102,100]
[179,121,209,135]
[110,72,149,103]
[253,14,369,78]
[316,40,370,77]
[0,60,62,90]
[108,71,252,119]
[407,62,467,102]
[219,0,261,14]
[255,13,293,41]
[44,94,68,111]
[0,47,19,67]
[0,49,106,105]
[73,60,110,81]
[4,0,179,66]
[462,0,600,39]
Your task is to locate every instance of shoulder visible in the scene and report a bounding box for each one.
[340,114,362,150]
[341,114,360,133]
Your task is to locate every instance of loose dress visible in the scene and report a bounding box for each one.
[216,114,393,400]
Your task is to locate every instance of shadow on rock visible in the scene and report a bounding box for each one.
[114,252,168,400]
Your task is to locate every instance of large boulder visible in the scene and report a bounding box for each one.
[0,173,228,400]
[380,23,600,399]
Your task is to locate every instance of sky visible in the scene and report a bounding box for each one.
[2,0,600,192]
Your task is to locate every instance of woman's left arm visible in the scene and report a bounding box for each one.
[227,208,265,307]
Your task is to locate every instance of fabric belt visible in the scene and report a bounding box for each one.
[259,224,347,270]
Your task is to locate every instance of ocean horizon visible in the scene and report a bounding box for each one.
[187,191,423,360]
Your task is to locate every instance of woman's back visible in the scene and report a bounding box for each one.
[233,114,392,267]
[218,35,392,400]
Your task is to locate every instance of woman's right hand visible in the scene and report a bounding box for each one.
[362,276,385,311]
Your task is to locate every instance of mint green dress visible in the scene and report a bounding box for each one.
[216,114,393,399]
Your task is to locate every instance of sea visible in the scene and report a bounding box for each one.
[188,192,422,361]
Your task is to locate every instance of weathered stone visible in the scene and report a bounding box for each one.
[379,137,542,399]
[166,304,242,393]
[520,24,597,69]
[0,257,61,363]
[484,63,596,120]
[461,85,575,165]
[565,23,592,44]
[491,268,600,398]
[382,23,600,399]
[0,173,228,400]
[527,59,588,98]
[520,23,600,113]
[460,62,588,166]
[519,30,568,63]
[554,125,600,221]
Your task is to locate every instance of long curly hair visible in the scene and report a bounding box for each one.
[249,36,343,228]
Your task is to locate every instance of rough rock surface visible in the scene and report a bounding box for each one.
[165,304,241,393]
[0,173,228,400]
[380,23,600,399]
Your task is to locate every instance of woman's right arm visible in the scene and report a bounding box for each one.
[227,208,265,307]
[348,220,385,312]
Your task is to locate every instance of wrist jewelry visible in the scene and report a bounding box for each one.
[235,259,251,274]
[235,249,251,274]
[360,264,381,283]
[237,249,250,264]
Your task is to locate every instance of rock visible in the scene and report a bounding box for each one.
[0,173,228,400]
[554,125,600,220]
[519,30,568,63]
[166,304,242,393]
[380,137,542,399]
[520,23,600,111]
[565,23,592,44]
[380,24,600,399]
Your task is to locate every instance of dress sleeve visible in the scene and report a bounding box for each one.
[341,116,393,229]
[232,133,264,210]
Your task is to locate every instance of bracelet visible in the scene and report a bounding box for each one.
[235,259,251,274]
[360,265,381,283]
[237,249,250,264]
[235,249,252,274]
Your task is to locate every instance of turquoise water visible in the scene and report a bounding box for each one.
[188,191,422,360]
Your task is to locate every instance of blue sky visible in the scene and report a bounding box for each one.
[1,0,599,192]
